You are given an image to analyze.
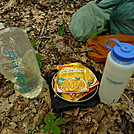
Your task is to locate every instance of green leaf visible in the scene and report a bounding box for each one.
[36,53,42,63]
[36,53,42,68]
[9,83,14,88]
[42,124,51,133]
[52,126,61,134]
[55,0,61,3]
[44,114,55,125]
[90,29,107,38]
[50,61,54,65]
[32,40,38,48]
[90,32,98,38]
[25,27,33,32]
[54,118,66,126]
[38,62,43,69]
[58,19,65,36]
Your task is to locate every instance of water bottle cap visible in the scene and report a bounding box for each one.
[106,39,134,65]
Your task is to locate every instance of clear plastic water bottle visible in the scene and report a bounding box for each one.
[99,39,134,104]
[0,25,46,98]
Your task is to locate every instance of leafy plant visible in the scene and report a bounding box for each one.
[8,83,14,88]
[36,53,43,68]
[90,29,107,38]
[42,114,66,134]
[25,27,33,32]
[32,40,38,49]
[58,19,65,36]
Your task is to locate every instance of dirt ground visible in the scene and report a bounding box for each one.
[0,0,134,134]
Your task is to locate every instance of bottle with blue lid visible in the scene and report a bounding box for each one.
[99,39,134,104]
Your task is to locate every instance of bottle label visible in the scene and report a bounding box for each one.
[106,77,124,86]
[0,41,31,93]
[8,51,31,93]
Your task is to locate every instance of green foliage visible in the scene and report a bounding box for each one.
[44,114,55,124]
[55,0,61,3]
[36,53,43,68]
[32,40,38,49]
[58,19,65,36]
[25,27,33,32]
[42,114,66,134]
[52,126,61,134]
[53,117,66,126]
[8,83,14,88]
[90,29,107,38]
[42,124,52,133]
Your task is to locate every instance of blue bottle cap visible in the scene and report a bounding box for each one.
[106,39,134,65]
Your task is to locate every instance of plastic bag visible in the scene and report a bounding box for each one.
[70,0,112,42]
[98,0,134,35]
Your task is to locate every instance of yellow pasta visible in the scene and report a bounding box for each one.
[54,63,95,93]
[58,78,85,92]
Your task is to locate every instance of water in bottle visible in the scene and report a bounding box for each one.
[0,26,46,98]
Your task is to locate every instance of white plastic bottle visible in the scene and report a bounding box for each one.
[99,39,134,104]
[0,24,46,98]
